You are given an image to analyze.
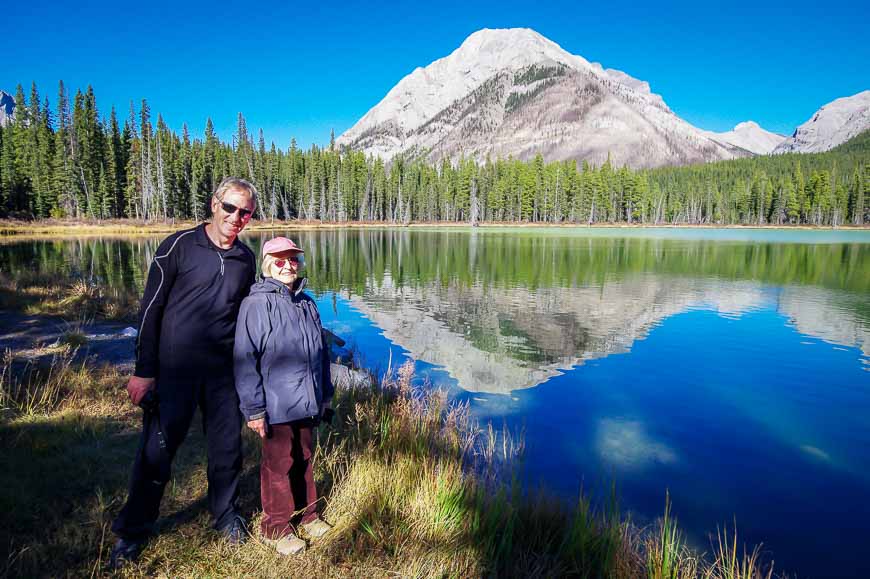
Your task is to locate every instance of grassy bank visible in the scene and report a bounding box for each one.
[2,217,866,238]
[0,347,778,578]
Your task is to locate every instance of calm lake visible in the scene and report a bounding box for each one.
[2,227,869,578]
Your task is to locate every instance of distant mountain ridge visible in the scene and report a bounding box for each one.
[702,121,787,155]
[338,28,746,169]
[774,90,870,154]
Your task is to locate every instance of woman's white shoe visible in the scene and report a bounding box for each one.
[264,533,306,555]
[301,517,332,540]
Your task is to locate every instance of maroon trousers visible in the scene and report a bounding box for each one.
[260,420,319,539]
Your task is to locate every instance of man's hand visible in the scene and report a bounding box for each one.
[127,376,156,406]
[247,418,267,439]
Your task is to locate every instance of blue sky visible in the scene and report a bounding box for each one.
[3,0,868,149]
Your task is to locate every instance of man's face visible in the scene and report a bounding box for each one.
[211,188,254,241]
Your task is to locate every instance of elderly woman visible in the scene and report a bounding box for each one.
[233,236,333,555]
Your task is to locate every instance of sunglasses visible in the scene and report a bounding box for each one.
[274,257,302,268]
[219,200,253,219]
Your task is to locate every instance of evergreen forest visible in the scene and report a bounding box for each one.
[0,82,867,226]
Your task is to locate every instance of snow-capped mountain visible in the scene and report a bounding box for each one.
[703,121,786,155]
[338,28,747,168]
[774,90,870,154]
[0,90,14,127]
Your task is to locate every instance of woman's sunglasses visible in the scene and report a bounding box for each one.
[219,200,253,219]
[274,257,302,268]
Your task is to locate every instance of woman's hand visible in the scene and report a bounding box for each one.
[247,418,267,439]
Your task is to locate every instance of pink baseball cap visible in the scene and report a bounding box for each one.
[261,236,304,257]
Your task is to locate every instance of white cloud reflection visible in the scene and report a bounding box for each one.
[596,418,677,470]
[800,445,832,463]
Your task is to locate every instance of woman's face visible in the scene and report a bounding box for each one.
[269,251,302,286]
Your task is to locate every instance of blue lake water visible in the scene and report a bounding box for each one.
[316,296,870,578]
[1,227,868,577]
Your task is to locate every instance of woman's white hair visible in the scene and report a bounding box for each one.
[261,253,276,278]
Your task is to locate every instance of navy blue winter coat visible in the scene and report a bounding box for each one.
[233,276,333,424]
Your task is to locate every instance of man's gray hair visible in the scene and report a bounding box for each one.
[213,177,258,207]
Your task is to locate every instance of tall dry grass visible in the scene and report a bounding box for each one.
[1,348,94,417]
[0,357,779,578]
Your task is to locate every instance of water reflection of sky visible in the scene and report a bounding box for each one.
[315,287,870,579]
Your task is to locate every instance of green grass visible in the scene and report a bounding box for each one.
[0,356,780,578]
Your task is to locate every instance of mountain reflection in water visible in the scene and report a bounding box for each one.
[346,276,867,393]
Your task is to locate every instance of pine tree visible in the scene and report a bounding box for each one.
[37,96,57,217]
[52,81,75,216]
[235,112,253,181]
[784,178,799,224]
[28,83,46,216]
[0,125,12,213]
[833,182,849,227]
[850,167,864,226]
[10,84,30,214]
[107,107,125,217]
[139,99,155,219]
[864,164,870,225]
[123,101,142,219]
[178,123,193,220]
[203,118,217,203]
[794,161,808,222]
[154,114,169,219]
[84,85,104,216]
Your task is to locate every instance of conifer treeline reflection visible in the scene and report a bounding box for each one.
[1,230,867,297]
[287,230,869,296]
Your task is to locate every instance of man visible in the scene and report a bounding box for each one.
[110,177,258,567]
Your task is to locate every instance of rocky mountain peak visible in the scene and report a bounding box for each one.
[338,28,740,168]
[703,120,787,155]
[733,121,760,131]
[0,90,15,127]
[774,90,870,154]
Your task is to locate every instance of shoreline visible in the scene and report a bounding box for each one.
[0,277,782,577]
[1,217,868,237]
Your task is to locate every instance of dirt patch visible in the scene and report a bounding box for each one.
[0,310,136,370]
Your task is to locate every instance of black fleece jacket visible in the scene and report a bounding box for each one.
[135,223,256,380]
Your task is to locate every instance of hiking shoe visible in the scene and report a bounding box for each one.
[219,514,248,546]
[109,537,144,569]
[263,533,307,555]
[301,517,332,540]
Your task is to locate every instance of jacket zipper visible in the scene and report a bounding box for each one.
[293,296,319,416]
[216,251,225,276]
